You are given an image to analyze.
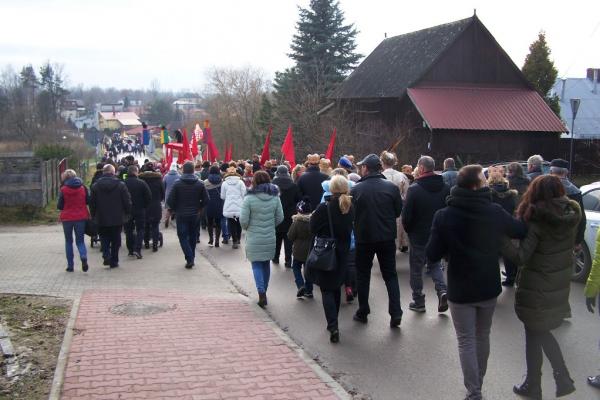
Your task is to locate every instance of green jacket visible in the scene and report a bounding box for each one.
[240,186,284,262]
[503,197,580,331]
[585,229,600,298]
[287,213,312,262]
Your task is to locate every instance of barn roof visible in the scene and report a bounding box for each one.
[331,17,474,99]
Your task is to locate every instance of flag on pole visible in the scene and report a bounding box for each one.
[224,142,233,162]
[260,126,272,166]
[325,128,337,161]
[281,124,296,168]
[178,128,190,164]
[190,130,199,158]
[203,120,219,162]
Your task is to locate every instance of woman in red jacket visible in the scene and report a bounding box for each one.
[58,169,90,272]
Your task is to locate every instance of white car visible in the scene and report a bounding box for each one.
[573,182,600,282]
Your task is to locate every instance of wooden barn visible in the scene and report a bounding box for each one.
[326,14,566,164]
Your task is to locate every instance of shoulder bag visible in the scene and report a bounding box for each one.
[305,202,337,272]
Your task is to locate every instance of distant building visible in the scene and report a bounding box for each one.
[99,103,124,113]
[98,111,141,131]
[173,98,203,111]
[60,99,86,122]
[551,68,600,139]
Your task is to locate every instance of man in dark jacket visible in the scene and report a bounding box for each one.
[124,165,152,259]
[426,165,526,400]
[167,161,209,268]
[297,154,329,210]
[90,164,132,268]
[351,154,403,327]
[402,156,450,313]
[139,165,165,252]
[272,165,301,267]
[550,158,586,247]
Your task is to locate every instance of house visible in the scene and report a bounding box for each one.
[551,68,600,139]
[98,111,141,131]
[328,14,566,163]
[60,99,86,122]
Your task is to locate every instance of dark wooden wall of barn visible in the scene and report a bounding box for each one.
[418,20,528,87]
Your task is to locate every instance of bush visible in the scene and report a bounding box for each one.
[34,143,74,161]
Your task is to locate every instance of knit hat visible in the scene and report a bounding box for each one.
[276,165,290,177]
[339,157,353,170]
[348,172,361,183]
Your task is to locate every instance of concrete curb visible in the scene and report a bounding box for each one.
[48,295,81,400]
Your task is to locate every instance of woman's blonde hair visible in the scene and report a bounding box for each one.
[380,151,398,168]
[329,175,352,214]
[487,172,508,186]
[332,168,348,177]
[61,169,77,182]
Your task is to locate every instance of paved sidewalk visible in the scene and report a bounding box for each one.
[61,290,343,400]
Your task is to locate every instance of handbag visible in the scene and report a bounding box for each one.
[305,202,337,272]
[84,219,98,237]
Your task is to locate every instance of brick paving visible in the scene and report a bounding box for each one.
[61,289,341,400]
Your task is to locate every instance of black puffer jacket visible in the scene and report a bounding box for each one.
[273,175,301,233]
[166,174,209,217]
[297,166,329,211]
[402,174,450,245]
[90,174,132,227]
[125,175,152,216]
[351,173,403,244]
[139,171,165,222]
[426,186,527,303]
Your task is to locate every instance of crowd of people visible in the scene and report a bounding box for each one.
[57,145,600,400]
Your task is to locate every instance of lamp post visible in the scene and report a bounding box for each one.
[569,98,581,175]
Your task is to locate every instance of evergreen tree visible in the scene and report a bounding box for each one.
[522,32,560,116]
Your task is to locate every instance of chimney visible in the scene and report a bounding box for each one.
[384,32,387,39]
[561,78,566,100]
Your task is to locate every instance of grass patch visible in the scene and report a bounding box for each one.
[0,199,60,226]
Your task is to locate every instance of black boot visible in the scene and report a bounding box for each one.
[554,371,575,397]
[513,376,542,400]
[257,293,267,308]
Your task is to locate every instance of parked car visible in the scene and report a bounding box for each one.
[572,182,600,282]
[483,160,551,177]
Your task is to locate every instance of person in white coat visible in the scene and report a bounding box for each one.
[381,151,410,252]
[221,167,247,249]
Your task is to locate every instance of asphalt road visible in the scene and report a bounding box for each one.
[200,233,600,400]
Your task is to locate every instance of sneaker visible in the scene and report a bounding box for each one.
[330,329,340,343]
[222,239,229,245]
[390,316,402,328]
[128,251,134,257]
[215,242,220,248]
[208,240,214,248]
[438,292,448,313]
[109,263,119,269]
[82,259,89,272]
[66,266,74,272]
[103,258,110,266]
[353,313,368,324]
[133,251,143,259]
[185,261,194,269]
[400,246,409,253]
[144,242,150,249]
[272,258,280,265]
[152,245,158,252]
[303,292,314,299]
[345,287,354,303]
[409,301,426,313]
[296,287,306,298]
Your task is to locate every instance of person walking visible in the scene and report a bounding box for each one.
[441,158,459,188]
[351,154,403,327]
[90,164,132,268]
[426,165,527,400]
[204,165,224,248]
[124,165,152,259]
[166,161,208,269]
[287,198,314,299]
[298,154,329,211]
[139,164,165,252]
[272,165,300,267]
[309,175,354,343]
[163,163,180,203]
[58,169,90,272]
[584,229,600,390]
[402,156,449,313]
[502,175,580,399]
[221,167,247,249]
[507,162,530,198]
[240,171,284,308]
[381,151,410,253]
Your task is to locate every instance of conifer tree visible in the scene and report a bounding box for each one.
[522,32,560,116]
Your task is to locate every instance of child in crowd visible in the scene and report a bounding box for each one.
[287,198,314,298]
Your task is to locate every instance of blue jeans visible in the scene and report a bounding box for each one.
[62,220,87,267]
[221,217,230,240]
[292,259,313,293]
[176,215,199,263]
[251,261,271,293]
[409,240,447,301]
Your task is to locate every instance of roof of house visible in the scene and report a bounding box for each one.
[551,78,600,138]
[331,17,474,99]
[98,112,141,126]
[407,85,566,133]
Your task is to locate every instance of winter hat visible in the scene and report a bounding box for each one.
[348,172,361,183]
[276,165,290,177]
[297,197,312,214]
[209,166,220,175]
[338,157,353,170]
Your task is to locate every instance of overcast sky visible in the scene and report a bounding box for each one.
[1,0,598,91]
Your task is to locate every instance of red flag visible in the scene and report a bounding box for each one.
[224,141,233,162]
[190,129,199,158]
[281,124,296,168]
[228,143,233,162]
[260,126,272,166]
[166,146,173,168]
[203,120,219,162]
[325,128,336,161]
[179,128,190,163]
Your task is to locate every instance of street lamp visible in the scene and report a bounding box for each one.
[569,98,581,175]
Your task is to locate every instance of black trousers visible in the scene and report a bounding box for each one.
[320,287,341,332]
[227,217,242,243]
[504,257,519,282]
[345,249,357,288]
[525,328,568,380]
[124,213,145,253]
[144,220,160,246]
[207,216,221,243]
[274,231,292,264]
[99,225,121,266]
[356,240,402,318]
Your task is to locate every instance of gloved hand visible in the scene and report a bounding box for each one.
[586,295,597,314]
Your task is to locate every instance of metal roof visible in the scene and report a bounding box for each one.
[551,78,600,139]
[407,85,566,132]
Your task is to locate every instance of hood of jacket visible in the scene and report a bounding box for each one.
[166,170,179,177]
[292,213,311,223]
[179,173,199,184]
[248,183,279,199]
[64,177,83,188]
[447,186,493,210]
[207,173,222,185]
[139,171,162,180]
[490,183,517,199]
[224,175,242,185]
[95,175,123,192]
[273,175,294,190]
[530,197,581,231]
[415,173,446,192]
[560,178,581,196]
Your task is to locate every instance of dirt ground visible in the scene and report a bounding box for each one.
[0,294,71,400]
